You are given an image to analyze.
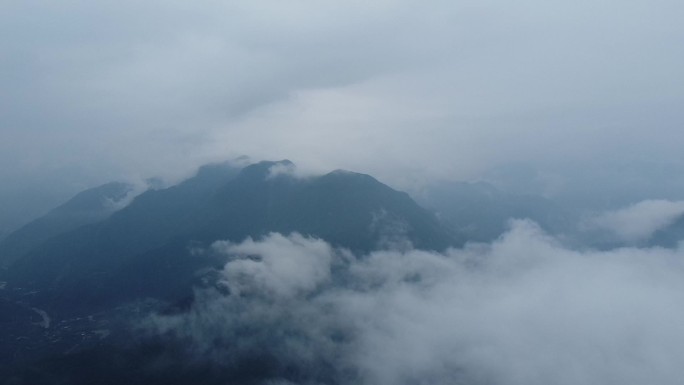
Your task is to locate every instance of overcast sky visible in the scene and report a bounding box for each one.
[2,0,684,225]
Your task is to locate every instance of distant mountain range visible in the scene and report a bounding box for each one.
[416,180,574,242]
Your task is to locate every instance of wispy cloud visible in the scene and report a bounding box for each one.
[588,200,684,243]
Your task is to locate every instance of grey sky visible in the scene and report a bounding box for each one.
[2,0,684,226]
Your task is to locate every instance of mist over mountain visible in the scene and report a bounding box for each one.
[3,0,684,383]
[416,180,573,242]
[0,160,454,321]
[2,158,684,384]
[0,182,139,268]
[3,132,684,385]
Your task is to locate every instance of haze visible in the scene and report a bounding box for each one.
[2,0,684,233]
[2,2,684,380]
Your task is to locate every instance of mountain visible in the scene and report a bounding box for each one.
[1,160,457,316]
[416,181,573,242]
[200,162,455,252]
[0,159,460,379]
[0,182,135,268]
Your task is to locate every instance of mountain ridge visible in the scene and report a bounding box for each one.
[0,182,136,268]
[1,160,458,316]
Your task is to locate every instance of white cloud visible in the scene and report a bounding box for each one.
[266,162,319,180]
[589,200,684,242]
[213,233,334,299]
[148,221,684,385]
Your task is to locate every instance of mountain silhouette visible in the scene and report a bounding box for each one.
[2,160,457,316]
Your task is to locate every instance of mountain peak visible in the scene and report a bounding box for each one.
[2,159,459,318]
[236,160,296,181]
[326,169,377,181]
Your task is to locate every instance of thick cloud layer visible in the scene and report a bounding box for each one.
[2,1,684,220]
[148,222,684,385]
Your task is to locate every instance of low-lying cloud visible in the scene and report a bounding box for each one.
[266,162,320,181]
[588,200,684,243]
[148,221,684,385]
